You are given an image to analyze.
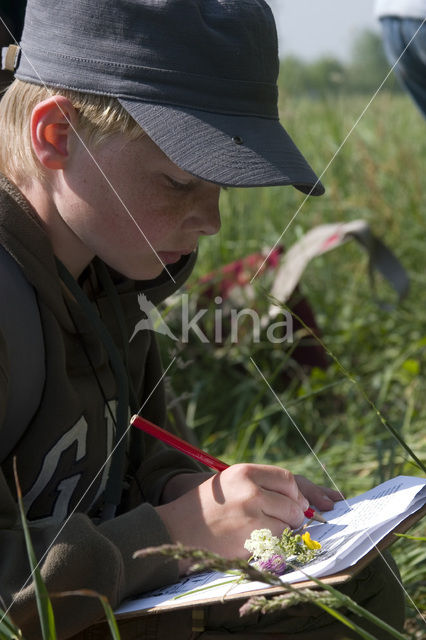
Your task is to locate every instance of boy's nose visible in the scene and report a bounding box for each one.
[199,203,221,236]
[184,189,222,236]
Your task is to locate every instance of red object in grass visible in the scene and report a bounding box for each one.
[198,247,284,301]
[194,246,328,372]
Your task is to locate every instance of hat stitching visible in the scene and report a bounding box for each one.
[16,72,281,119]
[15,72,281,120]
[21,47,277,90]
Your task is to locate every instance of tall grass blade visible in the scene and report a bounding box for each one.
[0,608,23,639]
[315,602,379,640]
[394,533,426,542]
[13,459,56,640]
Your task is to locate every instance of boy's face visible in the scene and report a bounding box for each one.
[53,131,222,279]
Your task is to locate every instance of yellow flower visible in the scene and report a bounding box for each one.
[301,532,321,550]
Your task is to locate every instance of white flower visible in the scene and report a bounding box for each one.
[244,528,281,559]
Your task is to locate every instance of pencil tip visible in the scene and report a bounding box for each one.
[315,513,327,523]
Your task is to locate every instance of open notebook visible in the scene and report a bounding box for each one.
[116,475,426,617]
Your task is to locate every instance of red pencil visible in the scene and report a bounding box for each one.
[130,414,327,523]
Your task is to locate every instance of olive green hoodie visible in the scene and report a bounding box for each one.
[0,174,201,639]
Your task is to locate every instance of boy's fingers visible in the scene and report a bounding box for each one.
[260,491,306,530]
[232,464,310,511]
[323,487,345,501]
[316,487,344,511]
[294,475,345,511]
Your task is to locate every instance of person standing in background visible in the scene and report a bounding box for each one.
[375,0,426,117]
[0,1,26,91]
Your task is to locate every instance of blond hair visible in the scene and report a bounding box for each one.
[0,79,143,185]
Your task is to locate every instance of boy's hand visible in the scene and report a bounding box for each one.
[161,472,343,511]
[156,463,310,563]
[294,474,344,512]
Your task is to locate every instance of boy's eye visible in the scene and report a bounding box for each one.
[165,175,194,191]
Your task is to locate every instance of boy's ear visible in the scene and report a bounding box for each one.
[31,96,79,170]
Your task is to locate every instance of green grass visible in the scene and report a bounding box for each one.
[158,91,426,635]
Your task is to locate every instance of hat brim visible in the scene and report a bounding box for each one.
[118,100,324,195]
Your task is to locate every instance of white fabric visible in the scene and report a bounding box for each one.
[375,0,426,18]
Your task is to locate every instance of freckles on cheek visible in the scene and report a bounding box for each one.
[135,200,181,243]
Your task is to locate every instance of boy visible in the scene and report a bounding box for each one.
[0,1,404,638]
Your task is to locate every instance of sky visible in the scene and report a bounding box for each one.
[265,0,380,61]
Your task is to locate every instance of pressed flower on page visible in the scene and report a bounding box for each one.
[257,554,287,575]
[302,532,322,550]
[244,527,321,575]
[244,528,281,559]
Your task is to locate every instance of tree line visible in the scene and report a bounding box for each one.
[278,30,401,97]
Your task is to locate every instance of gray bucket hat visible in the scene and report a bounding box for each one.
[8,0,324,195]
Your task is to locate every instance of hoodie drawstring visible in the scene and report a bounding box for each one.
[56,260,129,521]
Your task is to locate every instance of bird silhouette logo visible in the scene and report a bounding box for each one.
[130,293,178,342]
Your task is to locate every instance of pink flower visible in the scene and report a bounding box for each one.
[257,554,287,575]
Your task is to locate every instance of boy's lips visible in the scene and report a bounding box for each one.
[157,250,193,264]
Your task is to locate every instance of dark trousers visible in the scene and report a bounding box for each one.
[380,16,426,118]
